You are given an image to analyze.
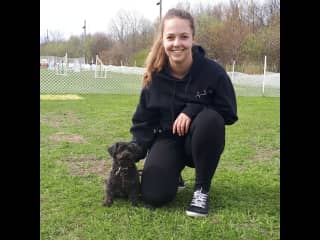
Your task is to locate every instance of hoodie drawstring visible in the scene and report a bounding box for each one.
[171,80,177,126]
[185,74,192,95]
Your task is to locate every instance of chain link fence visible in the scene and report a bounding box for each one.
[40,57,279,97]
[230,71,280,97]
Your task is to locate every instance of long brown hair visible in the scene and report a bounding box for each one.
[142,8,195,87]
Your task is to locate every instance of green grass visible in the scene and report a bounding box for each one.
[40,69,143,94]
[40,94,279,240]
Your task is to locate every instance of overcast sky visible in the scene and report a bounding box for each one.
[40,0,224,40]
[40,0,266,40]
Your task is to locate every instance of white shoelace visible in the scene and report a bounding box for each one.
[190,189,208,208]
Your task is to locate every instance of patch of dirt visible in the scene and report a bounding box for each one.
[40,111,81,128]
[40,115,61,128]
[40,195,47,203]
[49,132,87,144]
[61,155,112,177]
[219,147,279,172]
[62,111,81,125]
[252,147,279,162]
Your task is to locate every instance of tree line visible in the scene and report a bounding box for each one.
[40,0,280,73]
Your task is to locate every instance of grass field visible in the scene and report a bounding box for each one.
[40,69,142,94]
[40,94,279,240]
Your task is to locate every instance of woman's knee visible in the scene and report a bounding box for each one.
[141,166,178,207]
[188,108,225,154]
[199,108,224,126]
[192,108,225,133]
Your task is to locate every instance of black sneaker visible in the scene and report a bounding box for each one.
[178,175,185,190]
[186,188,209,217]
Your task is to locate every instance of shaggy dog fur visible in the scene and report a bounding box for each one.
[102,141,144,207]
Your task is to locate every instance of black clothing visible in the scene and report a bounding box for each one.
[141,108,225,207]
[129,45,238,207]
[130,45,238,151]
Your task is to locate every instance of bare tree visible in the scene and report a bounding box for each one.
[245,0,262,32]
[175,0,191,11]
[107,9,153,65]
[48,30,66,43]
[90,32,114,58]
[65,35,82,58]
[108,10,147,42]
[136,17,154,49]
[211,3,227,21]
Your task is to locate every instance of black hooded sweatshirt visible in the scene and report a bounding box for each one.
[130,45,238,150]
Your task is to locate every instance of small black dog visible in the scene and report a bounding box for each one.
[103,141,144,207]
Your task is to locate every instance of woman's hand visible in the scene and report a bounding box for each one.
[172,113,191,136]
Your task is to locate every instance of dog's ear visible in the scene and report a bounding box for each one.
[107,143,118,157]
[129,142,146,162]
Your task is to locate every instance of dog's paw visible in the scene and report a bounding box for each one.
[102,198,113,207]
[130,199,140,207]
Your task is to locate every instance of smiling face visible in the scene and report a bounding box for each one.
[162,17,194,66]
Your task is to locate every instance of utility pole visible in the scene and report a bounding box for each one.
[156,0,162,22]
[82,20,86,64]
[83,20,86,37]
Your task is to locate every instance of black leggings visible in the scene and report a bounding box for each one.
[141,108,225,207]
